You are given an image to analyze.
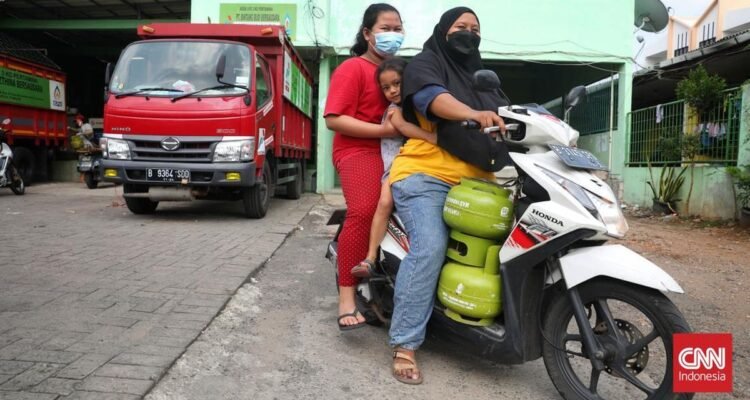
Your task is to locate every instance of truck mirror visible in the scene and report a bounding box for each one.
[215,54,226,80]
[104,63,113,86]
[104,63,113,103]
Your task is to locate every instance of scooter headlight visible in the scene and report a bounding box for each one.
[541,169,598,217]
[541,168,628,238]
[586,191,629,238]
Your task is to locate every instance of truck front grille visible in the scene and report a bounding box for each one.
[129,137,217,163]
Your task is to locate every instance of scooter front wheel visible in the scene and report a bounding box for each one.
[542,278,693,400]
[9,166,24,195]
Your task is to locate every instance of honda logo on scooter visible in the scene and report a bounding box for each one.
[531,209,564,227]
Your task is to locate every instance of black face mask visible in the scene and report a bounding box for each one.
[446,30,481,55]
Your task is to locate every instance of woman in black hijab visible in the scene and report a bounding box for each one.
[387,7,510,385]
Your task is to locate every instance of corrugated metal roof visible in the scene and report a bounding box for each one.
[0,32,61,70]
[0,0,190,20]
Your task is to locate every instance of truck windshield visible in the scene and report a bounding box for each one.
[110,41,251,97]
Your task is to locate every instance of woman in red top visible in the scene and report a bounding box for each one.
[324,3,403,330]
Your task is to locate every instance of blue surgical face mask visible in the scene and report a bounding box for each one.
[373,31,404,56]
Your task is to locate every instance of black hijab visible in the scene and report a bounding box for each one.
[401,7,510,172]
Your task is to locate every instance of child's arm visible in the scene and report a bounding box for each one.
[388,108,437,145]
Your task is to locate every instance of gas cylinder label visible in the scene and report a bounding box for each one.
[445,197,470,209]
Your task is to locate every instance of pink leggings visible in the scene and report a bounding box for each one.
[335,151,383,286]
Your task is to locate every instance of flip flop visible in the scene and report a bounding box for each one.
[337,311,366,331]
[392,349,423,385]
[351,259,376,278]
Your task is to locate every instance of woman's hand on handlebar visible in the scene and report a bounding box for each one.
[469,110,505,134]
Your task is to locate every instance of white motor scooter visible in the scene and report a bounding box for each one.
[326,71,693,399]
[0,118,26,195]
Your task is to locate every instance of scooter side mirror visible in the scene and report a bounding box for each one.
[564,86,587,110]
[472,69,502,92]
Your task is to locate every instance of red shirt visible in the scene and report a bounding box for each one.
[324,57,388,163]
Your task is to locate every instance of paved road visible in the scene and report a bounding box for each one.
[147,202,563,400]
[148,202,730,400]
[0,183,318,399]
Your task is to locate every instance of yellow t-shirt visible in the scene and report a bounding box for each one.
[389,112,495,186]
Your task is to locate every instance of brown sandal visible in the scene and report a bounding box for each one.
[392,349,423,385]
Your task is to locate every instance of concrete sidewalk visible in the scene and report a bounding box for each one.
[0,183,319,399]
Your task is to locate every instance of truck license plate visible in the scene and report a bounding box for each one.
[147,168,190,182]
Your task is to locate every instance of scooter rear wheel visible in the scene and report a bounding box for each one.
[542,278,693,400]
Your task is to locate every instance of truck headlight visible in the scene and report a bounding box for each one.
[103,138,131,160]
[213,139,255,162]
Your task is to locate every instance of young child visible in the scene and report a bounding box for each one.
[351,58,437,278]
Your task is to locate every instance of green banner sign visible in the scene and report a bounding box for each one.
[283,51,311,117]
[219,3,297,40]
[0,66,65,111]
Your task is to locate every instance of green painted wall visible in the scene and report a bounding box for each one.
[191,0,635,193]
[577,132,611,167]
[623,167,736,219]
[192,1,634,62]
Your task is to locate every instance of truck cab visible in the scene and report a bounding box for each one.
[101,24,312,218]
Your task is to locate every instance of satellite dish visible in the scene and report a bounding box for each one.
[634,0,669,32]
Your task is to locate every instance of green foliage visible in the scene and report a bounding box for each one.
[726,165,750,209]
[675,65,727,119]
[647,159,687,204]
[656,131,682,162]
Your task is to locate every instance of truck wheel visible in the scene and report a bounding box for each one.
[84,172,98,189]
[12,147,34,185]
[242,162,273,218]
[285,162,303,200]
[123,184,158,214]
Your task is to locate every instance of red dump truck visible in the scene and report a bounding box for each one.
[101,23,313,218]
[0,51,68,183]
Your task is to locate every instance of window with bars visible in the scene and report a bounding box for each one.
[674,31,689,56]
[699,21,717,48]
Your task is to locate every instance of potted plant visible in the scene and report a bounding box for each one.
[647,162,687,214]
[726,165,750,226]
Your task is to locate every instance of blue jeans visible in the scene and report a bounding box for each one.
[389,173,451,350]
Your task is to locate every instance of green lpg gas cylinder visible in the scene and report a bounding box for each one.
[443,178,514,240]
[438,245,502,327]
[446,230,498,267]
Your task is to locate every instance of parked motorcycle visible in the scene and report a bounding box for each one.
[77,148,103,189]
[326,71,692,399]
[0,118,25,195]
